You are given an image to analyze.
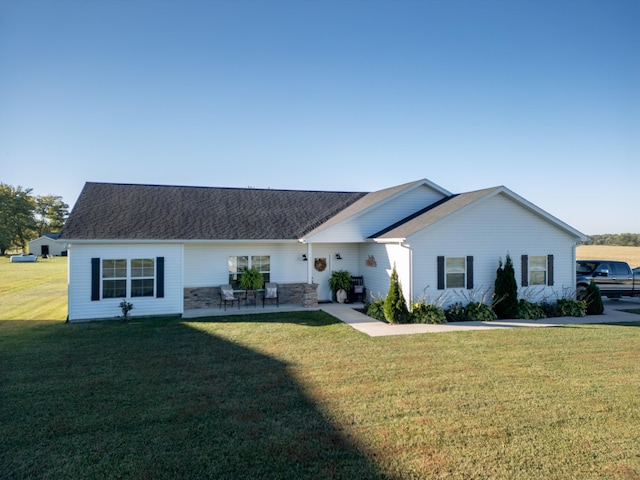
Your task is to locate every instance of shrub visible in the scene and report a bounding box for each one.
[444,302,468,322]
[557,298,587,317]
[583,281,604,315]
[365,297,386,321]
[383,264,409,324]
[410,302,447,324]
[493,254,518,319]
[517,299,546,320]
[464,301,498,321]
[119,300,134,321]
[444,301,497,322]
[540,300,562,318]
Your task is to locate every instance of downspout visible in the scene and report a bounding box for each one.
[400,241,413,307]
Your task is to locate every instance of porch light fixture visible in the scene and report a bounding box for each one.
[302,254,308,261]
[335,253,342,260]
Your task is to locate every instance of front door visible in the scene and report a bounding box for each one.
[41,245,49,257]
[313,257,332,302]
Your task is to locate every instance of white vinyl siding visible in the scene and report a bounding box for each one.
[409,192,577,306]
[307,184,447,243]
[67,243,183,321]
[184,243,310,288]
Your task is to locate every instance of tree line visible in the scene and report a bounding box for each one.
[582,233,640,247]
[0,183,69,255]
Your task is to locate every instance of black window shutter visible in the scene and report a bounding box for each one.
[547,255,554,286]
[521,255,529,287]
[466,256,474,289]
[437,256,445,290]
[91,258,100,301]
[156,257,165,298]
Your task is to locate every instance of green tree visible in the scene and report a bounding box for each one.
[383,264,409,324]
[493,254,519,319]
[0,183,36,255]
[34,195,69,237]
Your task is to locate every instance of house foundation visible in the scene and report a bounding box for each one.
[184,282,318,310]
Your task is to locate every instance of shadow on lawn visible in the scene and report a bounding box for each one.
[193,309,345,327]
[0,318,392,480]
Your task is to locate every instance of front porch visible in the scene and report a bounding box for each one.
[183,282,319,311]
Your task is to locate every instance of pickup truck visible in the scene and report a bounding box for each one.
[576,260,638,298]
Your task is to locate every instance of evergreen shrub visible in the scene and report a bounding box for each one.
[493,254,519,319]
[383,265,409,324]
[584,281,604,315]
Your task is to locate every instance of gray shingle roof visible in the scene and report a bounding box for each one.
[59,182,367,241]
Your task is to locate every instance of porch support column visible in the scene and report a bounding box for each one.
[306,243,313,284]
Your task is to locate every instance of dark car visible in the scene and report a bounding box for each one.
[576,260,638,298]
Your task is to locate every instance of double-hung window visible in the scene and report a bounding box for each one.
[228,255,271,288]
[528,256,547,286]
[102,259,127,298]
[92,257,164,301]
[437,256,473,290]
[131,258,155,297]
[100,258,155,298]
[446,257,466,288]
[521,255,553,287]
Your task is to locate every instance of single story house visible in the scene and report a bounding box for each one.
[28,232,67,257]
[59,179,586,322]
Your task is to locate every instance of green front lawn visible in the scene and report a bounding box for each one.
[2,258,640,479]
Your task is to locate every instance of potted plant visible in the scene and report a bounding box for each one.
[329,270,353,303]
[239,267,265,290]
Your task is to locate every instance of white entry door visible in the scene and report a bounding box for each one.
[313,257,332,302]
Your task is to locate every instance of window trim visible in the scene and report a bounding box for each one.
[528,255,547,286]
[91,257,164,301]
[437,256,474,290]
[131,258,155,297]
[228,255,271,288]
[102,259,127,299]
[521,254,554,287]
[445,257,466,289]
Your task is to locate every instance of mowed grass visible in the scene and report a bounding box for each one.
[2,259,640,479]
[0,256,68,321]
[577,245,640,268]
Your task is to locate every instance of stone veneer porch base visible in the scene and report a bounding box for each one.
[184,283,318,310]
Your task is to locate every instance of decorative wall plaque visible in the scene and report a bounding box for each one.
[366,255,377,267]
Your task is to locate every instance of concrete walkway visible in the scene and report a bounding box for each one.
[321,297,640,336]
[183,298,640,337]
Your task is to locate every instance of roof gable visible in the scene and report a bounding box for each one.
[302,179,451,241]
[59,182,367,241]
[372,186,586,241]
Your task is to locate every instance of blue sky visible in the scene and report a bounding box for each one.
[1,0,638,235]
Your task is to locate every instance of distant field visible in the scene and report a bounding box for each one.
[577,245,640,268]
